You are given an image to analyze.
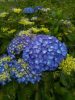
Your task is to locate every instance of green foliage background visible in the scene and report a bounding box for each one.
[0,0,75,100]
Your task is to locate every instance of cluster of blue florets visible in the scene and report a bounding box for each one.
[0,34,67,85]
[23,35,67,74]
[0,55,11,85]
[7,34,31,59]
[9,59,41,84]
[23,6,42,14]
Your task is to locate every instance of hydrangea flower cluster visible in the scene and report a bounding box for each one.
[23,7,35,14]
[34,6,43,12]
[0,12,9,18]
[9,59,41,84]
[30,27,49,33]
[0,34,67,85]
[23,35,67,74]
[19,18,34,26]
[7,34,31,59]
[23,6,50,14]
[23,6,43,14]
[12,8,22,14]
[0,55,11,85]
[60,54,75,75]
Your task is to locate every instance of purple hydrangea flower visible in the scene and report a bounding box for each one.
[7,35,31,59]
[23,7,35,14]
[0,55,11,85]
[34,6,43,12]
[22,35,67,73]
[9,59,41,84]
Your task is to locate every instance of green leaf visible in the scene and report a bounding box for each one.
[66,32,75,42]
[0,81,17,100]
[60,72,69,88]
[17,84,35,100]
[54,83,75,100]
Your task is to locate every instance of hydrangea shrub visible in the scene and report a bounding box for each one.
[0,3,75,100]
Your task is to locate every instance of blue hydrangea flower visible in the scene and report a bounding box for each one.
[7,35,31,59]
[9,59,41,84]
[23,7,35,14]
[0,55,11,85]
[34,6,43,12]
[22,35,67,73]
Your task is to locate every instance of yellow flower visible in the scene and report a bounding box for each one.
[18,30,31,36]
[0,72,10,81]
[31,17,38,21]
[8,29,16,34]
[60,54,75,75]
[31,27,40,33]
[19,18,34,26]
[0,12,9,18]
[12,8,22,13]
[1,27,9,32]
[41,8,50,12]
[0,56,11,64]
[40,27,49,33]
[30,27,49,33]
